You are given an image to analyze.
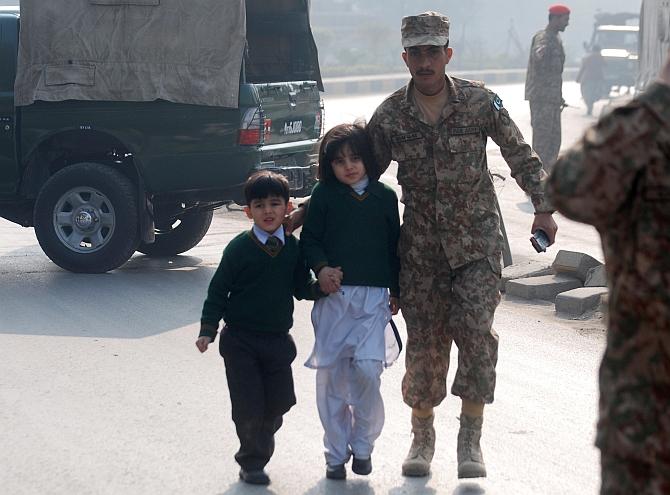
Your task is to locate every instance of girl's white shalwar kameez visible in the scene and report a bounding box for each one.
[305,285,391,466]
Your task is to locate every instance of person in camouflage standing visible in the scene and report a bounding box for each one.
[366,11,558,479]
[546,52,670,495]
[525,4,570,172]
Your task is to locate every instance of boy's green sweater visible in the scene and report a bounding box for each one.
[300,179,400,296]
[199,231,321,338]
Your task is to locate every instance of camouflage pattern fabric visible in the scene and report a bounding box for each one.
[529,100,562,172]
[368,75,550,406]
[526,28,565,172]
[525,28,565,104]
[400,246,500,407]
[546,82,670,495]
[401,11,450,48]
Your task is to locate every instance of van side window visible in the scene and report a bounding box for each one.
[0,19,18,92]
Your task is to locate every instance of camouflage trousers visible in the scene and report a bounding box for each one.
[600,452,670,494]
[529,99,562,172]
[598,385,670,495]
[400,255,501,409]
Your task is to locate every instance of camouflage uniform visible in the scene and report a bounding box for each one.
[525,28,565,171]
[368,75,552,409]
[546,82,670,495]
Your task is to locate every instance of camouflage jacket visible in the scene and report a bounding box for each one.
[367,76,552,269]
[525,28,565,103]
[546,83,670,455]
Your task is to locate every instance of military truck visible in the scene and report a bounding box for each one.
[638,0,670,89]
[584,12,640,94]
[0,0,323,273]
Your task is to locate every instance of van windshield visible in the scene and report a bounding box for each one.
[595,30,639,53]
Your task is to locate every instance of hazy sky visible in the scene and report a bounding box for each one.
[310,0,642,66]
[2,0,643,68]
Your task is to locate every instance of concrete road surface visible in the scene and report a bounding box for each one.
[0,82,610,494]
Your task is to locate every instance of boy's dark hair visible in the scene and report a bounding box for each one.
[244,170,290,204]
[317,123,381,183]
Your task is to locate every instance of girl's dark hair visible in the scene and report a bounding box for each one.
[244,170,290,205]
[317,123,381,183]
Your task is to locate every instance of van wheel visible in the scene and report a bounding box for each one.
[137,209,213,256]
[34,163,139,273]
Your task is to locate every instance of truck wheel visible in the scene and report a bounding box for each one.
[137,209,213,256]
[34,163,139,273]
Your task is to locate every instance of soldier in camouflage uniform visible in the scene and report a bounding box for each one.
[366,11,558,479]
[525,4,570,172]
[546,54,670,495]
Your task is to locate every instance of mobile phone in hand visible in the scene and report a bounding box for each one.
[530,229,550,253]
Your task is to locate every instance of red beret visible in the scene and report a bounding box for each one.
[549,4,570,15]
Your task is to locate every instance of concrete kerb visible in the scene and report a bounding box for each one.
[322,68,579,96]
[500,259,553,293]
[552,250,603,283]
[502,250,608,317]
[556,287,609,317]
[506,274,582,302]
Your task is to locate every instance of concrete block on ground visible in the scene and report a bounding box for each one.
[506,274,582,302]
[555,287,609,316]
[585,265,608,287]
[552,250,602,283]
[500,260,553,292]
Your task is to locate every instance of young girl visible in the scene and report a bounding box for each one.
[300,123,400,480]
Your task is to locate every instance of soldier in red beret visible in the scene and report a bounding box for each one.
[525,4,571,172]
[549,4,571,16]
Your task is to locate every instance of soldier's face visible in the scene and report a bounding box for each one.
[402,45,453,96]
[556,14,570,31]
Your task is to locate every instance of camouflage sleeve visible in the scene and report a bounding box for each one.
[367,109,393,175]
[531,32,548,61]
[546,82,670,227]
[485,90,553,213]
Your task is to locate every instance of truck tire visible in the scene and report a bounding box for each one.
[137,209,213,257]
[34,163,139,273]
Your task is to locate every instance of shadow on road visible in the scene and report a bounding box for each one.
[388,475,437,495]
[304,478,375,495]
[218,480,280,495]
[452,481,485,494]
[0,253,215,339]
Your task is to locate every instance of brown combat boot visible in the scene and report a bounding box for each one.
[457,414,487,478]
[401,414,435,477]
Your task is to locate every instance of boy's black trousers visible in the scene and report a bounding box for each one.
[219,326,297,471]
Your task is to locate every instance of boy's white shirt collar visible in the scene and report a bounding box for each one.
[352,175,369,195]
[253,224,285,245]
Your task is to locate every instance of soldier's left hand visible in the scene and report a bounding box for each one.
[531,213,558,245]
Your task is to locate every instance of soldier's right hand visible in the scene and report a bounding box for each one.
[284,201,308,235]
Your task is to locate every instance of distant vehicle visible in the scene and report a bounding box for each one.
[585,13,640,93]
[0,1,324,273]
[638,0,670,89]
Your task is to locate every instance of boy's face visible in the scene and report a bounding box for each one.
[244,194,292,234]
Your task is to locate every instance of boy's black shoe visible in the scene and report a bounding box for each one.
[352,456,372,475]
[239,468,270,485]
[326,463,346,480]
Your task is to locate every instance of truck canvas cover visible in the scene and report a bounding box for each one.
[14,0,247,108]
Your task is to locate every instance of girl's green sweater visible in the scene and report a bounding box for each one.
[300,179,400,296]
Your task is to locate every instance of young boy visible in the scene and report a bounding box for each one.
[195,170,325,485]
